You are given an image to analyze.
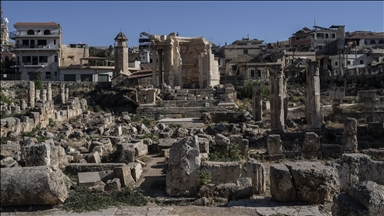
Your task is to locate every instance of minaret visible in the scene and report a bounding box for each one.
[114,31,129,77]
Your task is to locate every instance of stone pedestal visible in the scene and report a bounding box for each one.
[342,118,358,153]
[41,89,47,102]
[35,90,41,102]
[305,61,322,132]
[47,82,52,101]
[60,83,65,104]
[269,65,285,132]
[329,87,345,113]
[252,84,262,121]
[303,132,321,157]
[28,81,35,107]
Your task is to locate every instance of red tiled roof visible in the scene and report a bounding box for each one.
[14,22,60,27]
[128,70,152,79]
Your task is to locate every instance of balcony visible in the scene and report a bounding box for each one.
[15,62,45,68]
[10,31,60,39]
[11,44,60,51]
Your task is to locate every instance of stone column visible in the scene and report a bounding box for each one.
[47,82,52,101]
[60,83,65,104]
[41,89,47,102]
[151,47,158,87]
[65,88,69,102]
[158,49,163,87]
[269,65,285,132]
[342,117,358,153]
[28,81,35,107]
[329,87,345,113]
[305,61,322,132]
[302,132,321,157]
[252,84,262,121]
[35,90,41,102]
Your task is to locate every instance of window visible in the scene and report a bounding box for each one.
[43,30,51,35]
[379,39,384,44]
[232,65,237,71]
[64,74,76,81]
[370,40,376,44]
[360,60,364,64]
[45,72,51,79]
[251,70,255,78]
[54,39,56,45]
[81,74,92,82]
[22,40,29,46]
[258,70,261,77]
[335,61,338,66]
[332,33,336,38]
[54,55,58,62]
[37,40,47,46]
[54,71,57,77]
[27,29,34,35]
[22,56,31,63]
[348,61,351,65]
[325,34,329,39]
[39,56,48,63]
[243,49,248,54]
[318,45,323,50]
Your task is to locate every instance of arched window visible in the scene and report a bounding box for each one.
[370,39,376,44]
[27,29,34,35]
[379,39,384,44]
[44,30,51,35]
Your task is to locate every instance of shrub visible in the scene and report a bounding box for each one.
[48,118,55,127]
[34,79,44,90]
[169,123,182,129]
[62,186,147,213]
[199,170,212,185]
[94,105,102,112]
[142,118,153,127]
[209,144,242,162]
[155,100,165,107]
[238,81,270,101]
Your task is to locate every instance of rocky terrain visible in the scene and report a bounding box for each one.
[0,75,384,216]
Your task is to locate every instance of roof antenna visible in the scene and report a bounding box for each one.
[314,19,316,26]
[120,28,122,32]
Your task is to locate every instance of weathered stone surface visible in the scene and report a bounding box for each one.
[245,158,266,194]
[213,177,253,200]
[78,172,102,187]
[286,162,340,204]
[158,138,177,152]
[22,142,51,166]
[115,143,136,164]
[267,134,283,155]
[201,161,242,185]
[66,163,126,175]
[105,178,121,191]
[128,162,142,182]
[1,166,68,206]
[166,136,201,197]
[0,157,17,168]
[0,141,21,159]
[303,132,321,157]
[342,118,358,153]
[215,134,230,146]
[270,164,296,202]
[332,181,384,216]
[340,153,384,188]
[114,165,135,188]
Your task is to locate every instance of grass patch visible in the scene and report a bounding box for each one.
[209,144,242,162]
[137,133,159,142]
[62,186,147,213]
[169,123,182,129]
[199,170,212,185]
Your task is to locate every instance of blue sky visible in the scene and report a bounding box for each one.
[2,1,384,47]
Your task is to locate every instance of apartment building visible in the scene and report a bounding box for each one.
[289,25,345,55]
[10,22,62,81]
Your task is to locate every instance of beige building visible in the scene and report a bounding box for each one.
[141,32,220,89]
[60,43,89,67]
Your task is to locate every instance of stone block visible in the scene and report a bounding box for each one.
[116,143,136,164]
[78,172,102,187]
[105,178,121,191]
[270,164,296,202]
[1,166,68,206]
[201,161,242,185]
[267,134,282,155]
[114,165,135,188]
[245,158,266,194]
[22,142,51,166]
